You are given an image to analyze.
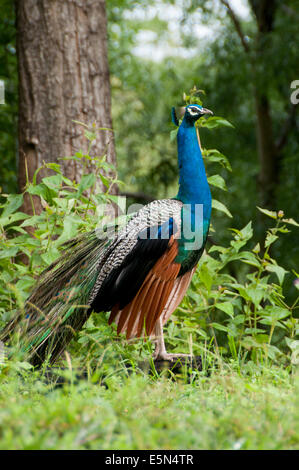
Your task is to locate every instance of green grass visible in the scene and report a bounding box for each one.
[0,360,298,450]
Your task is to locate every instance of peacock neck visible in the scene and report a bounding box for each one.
[175,118,211,220]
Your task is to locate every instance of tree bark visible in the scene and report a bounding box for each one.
[16,0,116,214]
[222,0,297,210]
[254,92,278,208]
[249,0,278,208]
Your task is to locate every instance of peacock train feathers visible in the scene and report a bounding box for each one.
[1,104,213,366]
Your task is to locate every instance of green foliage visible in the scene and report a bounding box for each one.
[0,126,118,328]
[0,0,17,193]
[174,212,299,368]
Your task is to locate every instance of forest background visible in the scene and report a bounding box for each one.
[0,0,298,300]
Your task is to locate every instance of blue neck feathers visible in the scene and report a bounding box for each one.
[175,117,211,221]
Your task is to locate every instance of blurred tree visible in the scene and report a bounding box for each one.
[107,1,202,202]
[0,0,17,194]
[220,0,297,209]
[178,0,298,210]
[16,0,116,214]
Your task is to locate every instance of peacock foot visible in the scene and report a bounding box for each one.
[153,351,192,362]
[151,351,202,376]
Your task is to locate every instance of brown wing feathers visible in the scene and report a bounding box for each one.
[161,267,196,326]
[108,236,181,339]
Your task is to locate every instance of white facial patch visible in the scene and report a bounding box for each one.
[188,107,200,116]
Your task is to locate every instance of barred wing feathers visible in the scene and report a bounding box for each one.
[1,199,186,365]
[90,199,185,337]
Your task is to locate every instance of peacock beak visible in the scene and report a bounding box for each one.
[201,108,213,115]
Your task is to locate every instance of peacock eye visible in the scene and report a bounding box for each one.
[188,107,200,116]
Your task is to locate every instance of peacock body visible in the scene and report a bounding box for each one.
[1,104,213,366]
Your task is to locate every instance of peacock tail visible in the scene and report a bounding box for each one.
[1,199,184,365]
[1,229,112,365]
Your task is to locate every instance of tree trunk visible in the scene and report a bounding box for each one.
[249,0,278,209]
[16,0,116,214]
[254,92,278,208]
[222,0,296,212]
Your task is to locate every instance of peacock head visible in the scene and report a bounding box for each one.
[171,104,213,126]
[184,104,213,123]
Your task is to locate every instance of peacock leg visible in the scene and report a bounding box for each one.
[153,317,192,361]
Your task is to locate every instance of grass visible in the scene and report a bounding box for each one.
[0,357,298,450]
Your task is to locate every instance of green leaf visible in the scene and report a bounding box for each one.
[239,251,261,268]
[257,206,277,219]
[0,211,29,228]
[202,149,232,171]
[262,306,290,322]
[72,120,89,129]
[7,226,27,234]
[45,163,61,173]
[1,194,23,217]
[241,336,268,349]
[14,361,33,371]
[99,173,110,188]
[77,174,97,196]
[246,286,265,307]
[198,263,213,292]
[21,215,44,227]
[208,245,226,254]
[27,183,52,201]
[200,116,234,129]
[212,199,232,218]
[42,174,63,190]
[282,217,299,227]
[41,249,60,265]
[285,338,299,365]
[245,328,266,335]
[56,215,81,245]
[0,246,19,259]
[240,222,253,240]
[252,243,260,253]
[210,322,229,332]
[285,337,299,351]
[7,212,29,224]
[237,286,264,307]
[84,130,97,141]
[265,233,279,247]
[170,128,178,142]
[208,174,227,191]
[16,278,35,291]
[266,265,288,285]
[215,302,234,318]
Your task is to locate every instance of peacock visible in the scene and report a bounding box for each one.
[1,103,213,367]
